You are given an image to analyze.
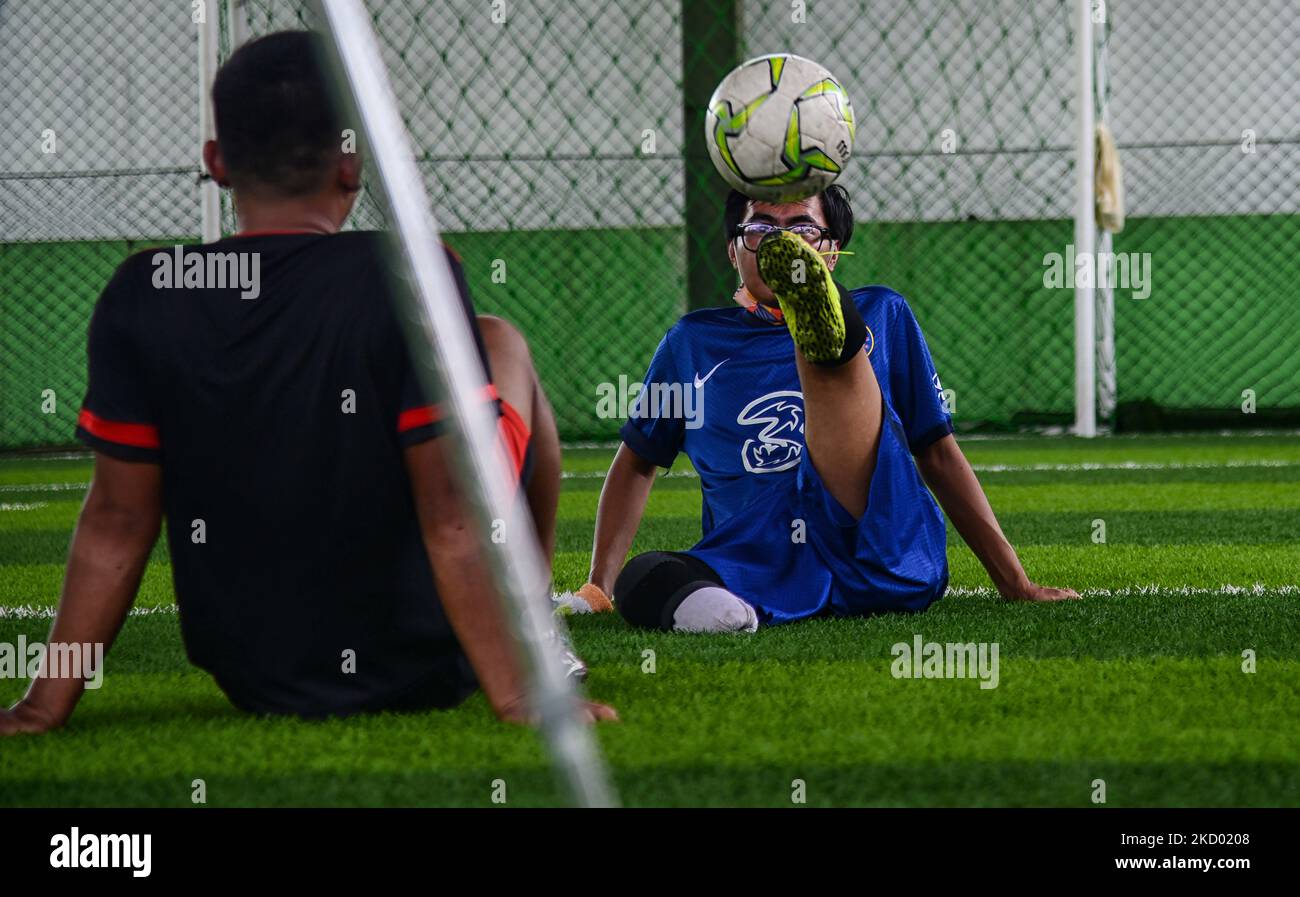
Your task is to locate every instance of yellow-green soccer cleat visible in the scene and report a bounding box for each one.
[756,230,845,363]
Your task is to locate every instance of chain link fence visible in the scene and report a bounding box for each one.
[1,0,201,448]
[2,0,1297,450]
[1104,0,1300,428]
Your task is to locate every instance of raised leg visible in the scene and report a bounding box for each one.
[757,232,883,519]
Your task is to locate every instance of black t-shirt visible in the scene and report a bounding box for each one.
[76,230,490,717]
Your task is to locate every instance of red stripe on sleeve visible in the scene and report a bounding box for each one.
[397,384,500,434]
[77,409,161,449]
[397,404,442,433]
[497,399,531,476]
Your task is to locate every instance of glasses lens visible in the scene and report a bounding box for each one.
[790,225,824,245]
[740,223,773,250]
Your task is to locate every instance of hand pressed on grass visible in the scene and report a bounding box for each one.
[495,694,620,726]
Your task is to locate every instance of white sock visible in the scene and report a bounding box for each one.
[672,586,759,633]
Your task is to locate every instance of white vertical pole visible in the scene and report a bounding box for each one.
[227,0,251,52]
[1073,0,1097,437]
[198,1,222,243]
[313,0,617,808]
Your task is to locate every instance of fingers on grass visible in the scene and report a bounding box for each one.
[585,702,620,723]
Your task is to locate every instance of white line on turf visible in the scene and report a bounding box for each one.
[561,469,700,479]
[5,457,1298,489]
[4,433,1296,466]
[945,584,1300,598]
[0,502,47,511]
[557,431,1300,447]
[561,441,622,450]
[559,458,1300,479]
[951,429,1300,441]
[0,605,180,620]
[2,584,1296,620]
[0,451,93,461]
[967,459,1300,473]
[0,482,88,492]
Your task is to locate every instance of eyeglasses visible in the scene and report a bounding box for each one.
[733,222,832,252]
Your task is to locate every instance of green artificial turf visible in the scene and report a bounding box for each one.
[1,433,1298,807]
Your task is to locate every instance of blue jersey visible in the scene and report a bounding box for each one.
[620,286,953,537]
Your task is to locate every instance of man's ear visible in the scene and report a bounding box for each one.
[726,239,738,269]
[825,241,840,271]
[338,150,363,194]
[202,139,230,187]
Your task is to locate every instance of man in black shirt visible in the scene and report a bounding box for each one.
[1,31,615,730]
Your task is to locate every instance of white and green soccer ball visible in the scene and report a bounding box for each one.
[705,54,856,204]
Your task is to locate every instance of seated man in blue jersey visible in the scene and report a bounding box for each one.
[582,185,1078,632]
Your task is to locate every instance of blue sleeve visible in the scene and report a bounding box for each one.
[889,299,953,454]
[619,330,685,469]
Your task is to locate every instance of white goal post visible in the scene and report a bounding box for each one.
[197,2,221,243]
[218,0,617,807]
[1073,0,1097,438]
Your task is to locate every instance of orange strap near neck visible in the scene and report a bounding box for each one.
[734,285,785,324]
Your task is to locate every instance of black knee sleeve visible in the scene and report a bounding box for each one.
[816,279,867,368]
[614,551,725,631]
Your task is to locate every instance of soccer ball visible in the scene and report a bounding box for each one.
[705,53,856,204]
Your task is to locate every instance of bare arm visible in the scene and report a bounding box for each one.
[404,438,615,723]
[522,378,562,564]
[916,434,1078,602]
[1,454,162,735]
[586,443,659,596]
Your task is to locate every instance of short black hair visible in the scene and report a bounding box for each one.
[723,184,854,249]
[211,31,343,197]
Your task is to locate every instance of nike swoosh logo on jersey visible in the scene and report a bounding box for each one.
[694,359,729,389]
